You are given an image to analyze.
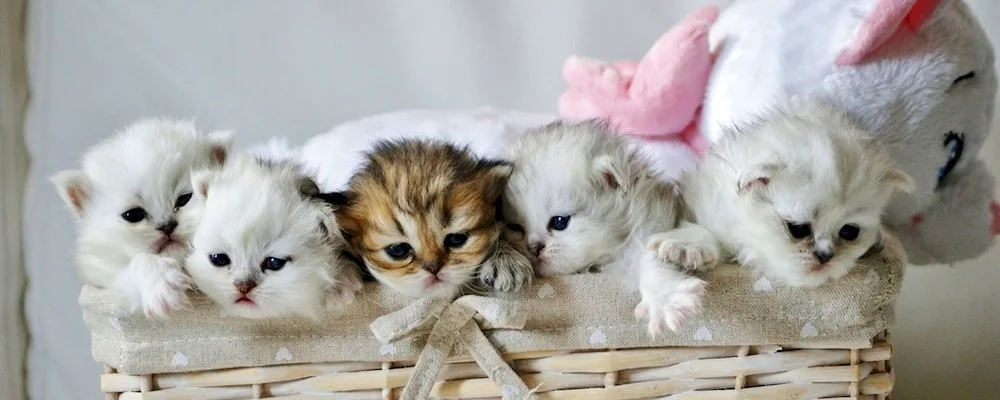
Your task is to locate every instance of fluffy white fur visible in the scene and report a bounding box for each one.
[50,119,230,318]
[705,0,997,264]
[503,121,705,337]
[682,100,914,287]
[184,154,362,319]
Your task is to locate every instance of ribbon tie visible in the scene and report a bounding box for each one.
[370,295,537,400]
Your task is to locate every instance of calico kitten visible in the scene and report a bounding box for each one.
[332,139,532,298]
[51,119,229,318]
[184,153,362,319]
[503,120,705,337]
[664,99,914,287]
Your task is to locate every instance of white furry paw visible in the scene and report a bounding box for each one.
[478,246,533,293]
[647,231,720,272]
[325,268,364,310]
[140,259,192,319]
[634,276,706,338]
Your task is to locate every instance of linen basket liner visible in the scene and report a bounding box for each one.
[80,234,905,382]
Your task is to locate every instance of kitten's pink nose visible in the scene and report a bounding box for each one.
[422,262,442,275]
[990,201,1000,236]
[235,281,257,295]
[529,242,545,258]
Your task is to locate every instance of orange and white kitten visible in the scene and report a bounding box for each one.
[331,139,532,298]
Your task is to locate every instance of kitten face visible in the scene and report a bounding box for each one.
[51,119,229,286]
[693,100,913,287]
[336,140,512,298]
[185,155,355,319]
[503,121,635,276]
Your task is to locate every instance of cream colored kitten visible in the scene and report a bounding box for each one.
[660,100,913,287]
[503,120,703,337]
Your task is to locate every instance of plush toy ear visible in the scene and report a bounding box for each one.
[50,170,92,217]
[206,130,233,165]
[836,0,944,66]
[883,166,916,194]
[190,168,216,199]
[592,155,630,191]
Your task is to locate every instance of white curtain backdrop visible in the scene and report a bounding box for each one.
[20,1,1000,398]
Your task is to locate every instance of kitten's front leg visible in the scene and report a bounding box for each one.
[115,253,192,319]
[633,252,706,338]
[478,239,533,293]
[325,263,364,310]
[647,221,721,272]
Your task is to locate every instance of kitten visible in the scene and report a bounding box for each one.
[332,139,532,299]
[503,120,704,337]
[664,100,914,287]
[184,153,363,319]
[50,119,230,318]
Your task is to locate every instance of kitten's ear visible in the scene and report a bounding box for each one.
[298,177,321,198]
[592,154,629,191]
[191,168,216,199]
[882,166,915,194]
[477,159,514,180]
[737,163,782,194]
[206,130,233,165]
[50,170,91,217]
[316,191,351,210]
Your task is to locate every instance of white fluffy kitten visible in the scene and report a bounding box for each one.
[672,100,914,287]
[503,121,704,336]
[184,153,363,319]
[51,119,230,318]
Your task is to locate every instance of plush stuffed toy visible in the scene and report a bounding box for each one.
[560,0,1000,265]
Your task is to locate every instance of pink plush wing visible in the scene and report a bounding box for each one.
[836,0,942,66]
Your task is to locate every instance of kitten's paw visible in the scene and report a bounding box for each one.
[634,276,706,338]
[479,249,533,293]
[647,232,720,272]
[141,260,193,319]
[325,269,364,310]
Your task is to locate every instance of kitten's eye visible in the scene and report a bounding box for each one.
[262,256,288,272]
[786,221,812,239]
[839,224,861,241]
[953,71,975,85]
[209,253,231,267]
[937,132,964,185]
[121,207,147,223]
[548,215,571,231]
[175,192,193,208]
[384,243,413,260]
[444,233,469,249]
[506,223,525,233]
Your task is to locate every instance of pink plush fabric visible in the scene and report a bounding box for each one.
[557,5,718,153]
[836,0,940,66]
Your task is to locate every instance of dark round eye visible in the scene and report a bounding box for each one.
[838,224,861,241]
[937,132,964,185]
[175,192,193,208]
[262,256,287,271]
[786,222,812,239]
[121,207,147,223]
[444,233,469,248]
[384,243,413,260]
[548,215,571,231]
[506,223,525,233]
[209,253,231,267]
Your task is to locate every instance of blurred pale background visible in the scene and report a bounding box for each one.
[19,1,1000,398]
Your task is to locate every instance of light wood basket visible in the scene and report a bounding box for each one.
[99,331,892,400]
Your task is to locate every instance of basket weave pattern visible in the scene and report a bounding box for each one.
[100,331,892,399]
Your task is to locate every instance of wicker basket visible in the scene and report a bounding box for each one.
[85,237,905,400]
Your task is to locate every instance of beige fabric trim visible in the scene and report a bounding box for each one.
[80,233,906,377]
[0,0,29,398]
